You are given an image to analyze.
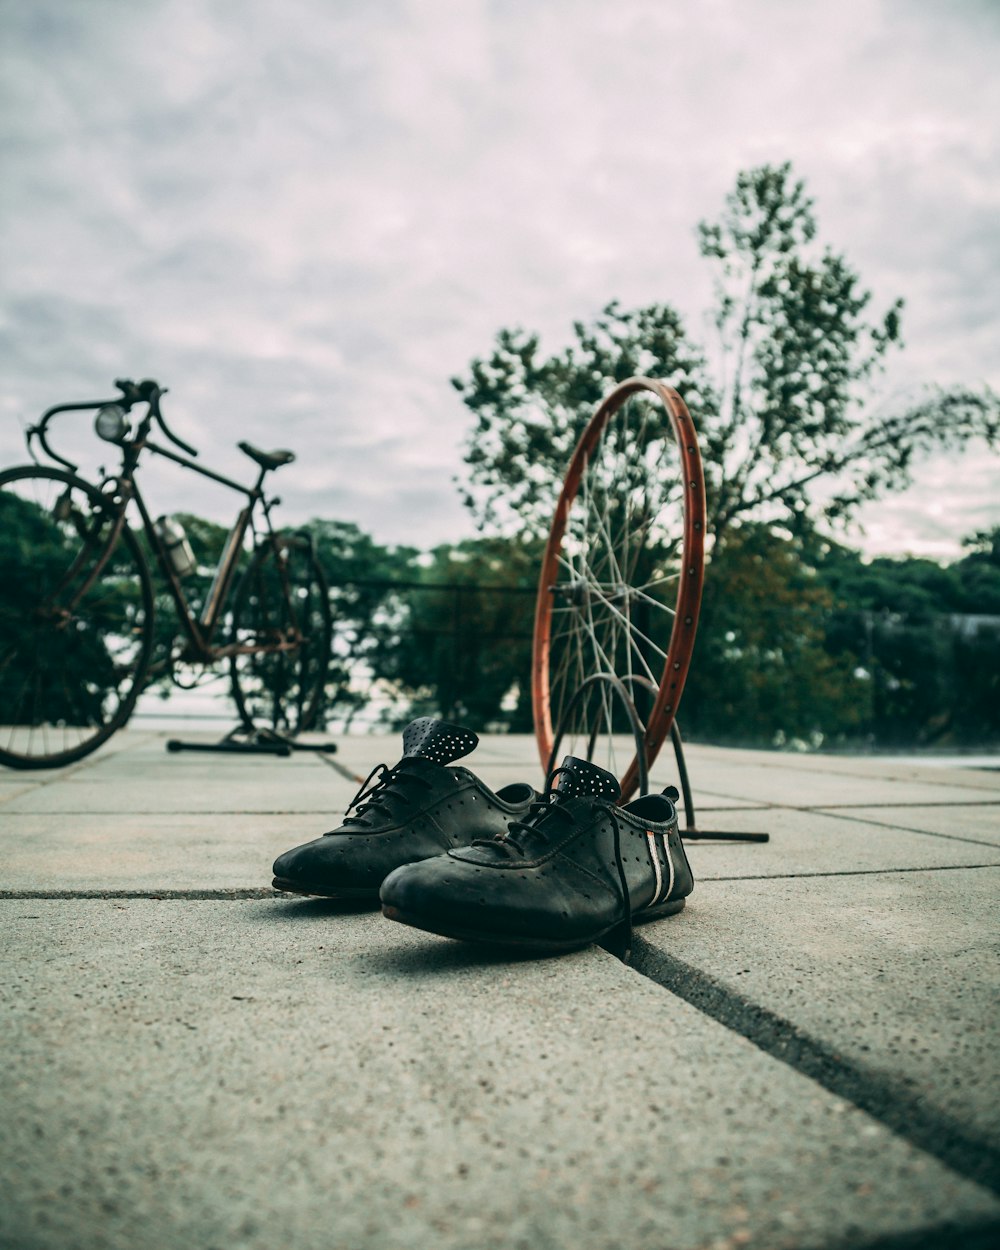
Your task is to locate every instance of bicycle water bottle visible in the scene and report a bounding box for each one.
[155,515,197,577]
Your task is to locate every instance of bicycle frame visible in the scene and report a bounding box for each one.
[28,388,288,665]
[0,377,332,768]
[122,440,264,659]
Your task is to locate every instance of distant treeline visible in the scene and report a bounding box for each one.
[177,515,1000,748]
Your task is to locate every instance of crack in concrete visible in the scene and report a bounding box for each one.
[4,864,998,898]
[806,807,1000,850]
[629,935,1000,1198]
[695,863,1000,881]
[0,888,278,900]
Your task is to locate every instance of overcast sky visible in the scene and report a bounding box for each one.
[2,0,997,560]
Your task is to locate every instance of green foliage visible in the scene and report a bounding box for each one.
[817,530,1000,745]
[453,161,999,546]
[679,524,1000,748]
[2,474,997,745]
[369,536,541,732]
[308,519,417,725]
[956,527,1000,614]
[681,524,866,746]
[0,484,147,726]
[453,303,716,537]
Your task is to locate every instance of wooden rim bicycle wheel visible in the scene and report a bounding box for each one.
[532,378,706,800]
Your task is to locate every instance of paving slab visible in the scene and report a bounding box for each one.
[4,729,999,1249]
[3,775,998,897]
[0,780,40,805]
[2,899,998,1250]
[0,771,352,815]
[0,812,343,893]
[679,745,1000,790]
[677,808,1000,880]
[820,804,1000,847]
[695,775,1000,815]
[634,867,1000,1149]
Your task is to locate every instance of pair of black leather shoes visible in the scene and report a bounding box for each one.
[272,717,693,959]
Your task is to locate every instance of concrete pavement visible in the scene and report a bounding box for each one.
[1,729,998,1250]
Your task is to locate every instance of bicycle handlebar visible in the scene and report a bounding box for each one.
[27,377,199,470]
[118,379,200,458]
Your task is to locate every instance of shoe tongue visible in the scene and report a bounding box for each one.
[400,717,478,766]
[552,756,621,802]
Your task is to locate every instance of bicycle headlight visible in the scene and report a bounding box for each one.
[95,404,129,442]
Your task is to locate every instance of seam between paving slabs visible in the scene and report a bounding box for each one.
[807,808,1000,850]
[628,934,1000,1197]
[318,754,366,784]
[0,735,154,790]
[693,792,1000,850]
[697,863,1000,882]
[4,890,998,1229]
[4,863,1000,899]
[811,800,1000,809]
[0,888,279,900]
[0,808,339,815]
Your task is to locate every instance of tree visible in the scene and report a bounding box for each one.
[453,302,716,539]
[369,536,540,731]
[817,530,1000,746]
[308,519,417,727]
[453,162,999,548]
[0,486,146,726]
[680,524,865,745]
[955,527,1000,614]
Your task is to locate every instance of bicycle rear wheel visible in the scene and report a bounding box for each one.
[0,465,154,769]
[532,378,706,799]
[229,532,331,734]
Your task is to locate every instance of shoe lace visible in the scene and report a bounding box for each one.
[473,765,575,856]
[339,761,434,828]
[473,765,634,963]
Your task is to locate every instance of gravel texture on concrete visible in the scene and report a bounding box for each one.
[2,730,999,1250]
[817,804,1000,847]
[2,899,998,1250]
[634,868,1000,1148]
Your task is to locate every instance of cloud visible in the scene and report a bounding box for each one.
[1,0,998,556]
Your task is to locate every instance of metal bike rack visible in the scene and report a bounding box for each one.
[546,672,651,796]
[550,672,767,843]
[666,720,768,843]
[166,721,338,757]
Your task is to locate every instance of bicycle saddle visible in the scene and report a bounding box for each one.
[238,441,295,471]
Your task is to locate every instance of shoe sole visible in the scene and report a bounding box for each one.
[381,897,685,952]
[272,876,378,900]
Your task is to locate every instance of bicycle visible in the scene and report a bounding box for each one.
[0,378,332,769]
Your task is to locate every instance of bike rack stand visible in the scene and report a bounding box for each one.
[166,722,338,757]
[667,720,768,843]
[549,673,768,844]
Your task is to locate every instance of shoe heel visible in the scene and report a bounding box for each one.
[637,897,686,923]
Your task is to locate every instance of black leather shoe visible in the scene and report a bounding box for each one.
[380,756,693,959]
[271,718,537,899]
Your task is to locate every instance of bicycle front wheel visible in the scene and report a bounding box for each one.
[229,532,331,735]
[0,465,154,769]
[532,378,706,800]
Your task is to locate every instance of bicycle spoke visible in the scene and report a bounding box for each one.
[229,536,330,735]
[0,466,151,768]
[534,381,705,799]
